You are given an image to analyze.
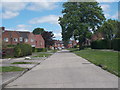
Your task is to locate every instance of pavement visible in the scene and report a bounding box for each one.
[4,50,118,88]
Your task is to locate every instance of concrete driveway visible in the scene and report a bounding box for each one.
[5,50,118,88]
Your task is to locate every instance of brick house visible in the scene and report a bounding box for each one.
[2,27,45,48]
[54,40,64,49]
[2,31,20,45]
[67,40,77,48]
[34,35,45,48]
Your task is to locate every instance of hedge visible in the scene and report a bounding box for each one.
[91,39,111,49]
[113,38,120,51]
[35,48,47,52]
[14,44,32,57]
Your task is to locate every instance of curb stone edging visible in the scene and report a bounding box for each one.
[1,62,41,89]
[1,52,55,89]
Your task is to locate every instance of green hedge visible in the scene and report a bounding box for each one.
[91,40,111,49]
[113,38,120,51]
[14,44,32,57]
[35,48,47,52]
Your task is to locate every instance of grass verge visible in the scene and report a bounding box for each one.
[0,66,25,72]
[11,62,33,64]
[33,53,52,57]
[68,48,119,77]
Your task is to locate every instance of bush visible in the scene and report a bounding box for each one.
[14,44,32,57]
[32,47,35,52]
[91,39,111,49]
[35,48,47,52]
[113,38,120,51]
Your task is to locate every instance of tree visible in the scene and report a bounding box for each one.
[41,31,54,48]
[98,19,119,40]
[33,28,44,35]
[59,1,105,50]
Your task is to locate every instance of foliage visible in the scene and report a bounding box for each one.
[0,66,25,72]
[91,39,111,49]
[33,28,44,35]
[35,48,47,52]
[41,31,54,48]
[98,19,119,40]
[59,1,105,50]
[14,44,32,57]
[113,38,120,51]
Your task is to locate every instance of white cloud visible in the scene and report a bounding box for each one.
[29,15,60,25]
[100,4,110,12]
[54,32,62,39]
[97,0,119,2]
[27,2,57,11]
[2,11,19,19]
[2,1,60,19]
[16,24,31,31]
[2,2,27,19]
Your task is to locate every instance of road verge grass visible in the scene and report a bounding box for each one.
[0,66,25,72]
[68,48,119,77]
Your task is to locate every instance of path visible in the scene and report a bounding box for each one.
[5,50,118,88]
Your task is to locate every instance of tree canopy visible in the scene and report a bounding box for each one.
[59,1,105,49]
[33,28,44,35]
[98,19,120,40]
[41,31,54,48]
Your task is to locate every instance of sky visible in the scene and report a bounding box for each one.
[1,0,119,40]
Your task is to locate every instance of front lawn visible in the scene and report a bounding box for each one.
[0,66,25,72]
[68,48,119,77]
[33,53,52,58]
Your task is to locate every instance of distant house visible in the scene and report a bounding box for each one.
[91,32,104,41]
[2,27,45,48]
[67,40,77,48]
[54,40,64,49]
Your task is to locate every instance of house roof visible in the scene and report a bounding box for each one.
[18,31,30,39]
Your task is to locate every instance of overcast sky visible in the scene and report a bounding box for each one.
[1,0,119,40]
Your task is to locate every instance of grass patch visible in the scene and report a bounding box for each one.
[48,50,58,53]
[12,62,33,64]
[33,53,52,57]
[0,66,25,72]
[69,48,119,77]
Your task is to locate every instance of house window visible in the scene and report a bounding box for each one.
[13,38,18,42]
[25,38,28,42]
[40,42,42,46]
[19,37,23,42]
[4,38,8,42]
[31,39,34,42]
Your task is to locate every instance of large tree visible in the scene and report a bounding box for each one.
[33,28,44,35]
[41,31,54,48]
[59,1,105,50]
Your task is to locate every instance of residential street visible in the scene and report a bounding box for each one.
[5,50,118,88]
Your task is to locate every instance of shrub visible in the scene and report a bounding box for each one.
[32,47,35,52]
[113,38,120,51]
[91,39,111,49]
[14,44,32,57]
[35,48,47,52]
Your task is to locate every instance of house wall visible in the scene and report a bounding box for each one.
[34,35,45,48]
[2,31,20,45]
